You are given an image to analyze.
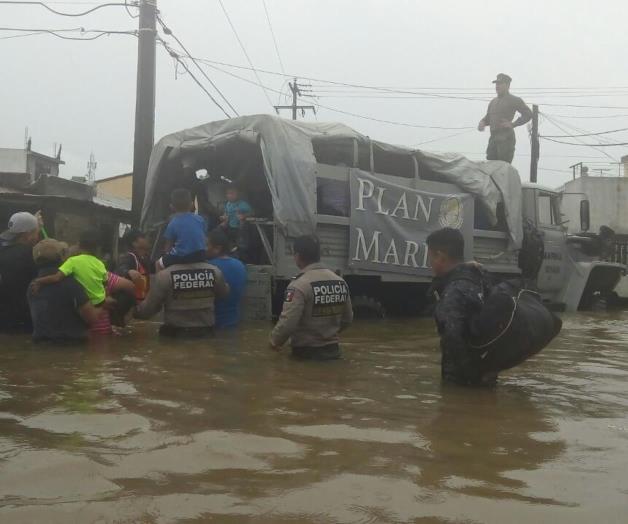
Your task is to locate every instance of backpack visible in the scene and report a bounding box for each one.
[468,279,562,372]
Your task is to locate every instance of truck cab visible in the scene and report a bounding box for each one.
[522,183,624,310]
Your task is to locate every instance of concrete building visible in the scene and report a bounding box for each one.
[96,173,132,200]
[0,147,64,182]
[95,173,132,210]
[561,175,628,235]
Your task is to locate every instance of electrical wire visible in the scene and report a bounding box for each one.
[540,114,620,160]
[0,1,129,16]
[216,0,274,109]
[201,59,476,130]
[156,16,238,116]
[545,113,628,119]
[413,130,474,146]
[542,127,628,138]
[170,55,628,109]
[124,0,137,18]
[261,0,285,74]
[540,137,628,147]
[546,114,622,148]
[160,40,232,119]
[0,26,136,40]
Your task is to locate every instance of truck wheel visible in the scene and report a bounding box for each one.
[352,295,386,319]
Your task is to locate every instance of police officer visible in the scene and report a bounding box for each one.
[135,259,229,337]
[478,73,532,164]
[270,235,353,360]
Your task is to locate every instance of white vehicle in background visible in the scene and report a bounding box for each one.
[141,115,624,317]
[560,168,628,303]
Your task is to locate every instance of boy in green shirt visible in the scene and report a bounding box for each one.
[30,230,107,305]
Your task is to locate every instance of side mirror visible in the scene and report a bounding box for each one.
[580,199,590,232]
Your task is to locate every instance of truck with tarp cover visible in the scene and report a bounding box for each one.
[141,115,623,318]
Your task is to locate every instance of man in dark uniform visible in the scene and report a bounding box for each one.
[427,228,496,386]
[270,235,353,360]
[478,73,532,163]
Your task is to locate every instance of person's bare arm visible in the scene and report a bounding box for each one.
[30,271,65,294]
[111,275,136,294]
[212,267,230,300]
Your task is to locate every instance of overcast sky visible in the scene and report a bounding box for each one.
[2,0,627,186]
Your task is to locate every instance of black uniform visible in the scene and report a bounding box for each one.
[430,264,496,386]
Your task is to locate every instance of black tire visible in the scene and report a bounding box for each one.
[352,295,386,319]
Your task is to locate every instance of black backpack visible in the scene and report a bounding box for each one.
[468,279,562,372]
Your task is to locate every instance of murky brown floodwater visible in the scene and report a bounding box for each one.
[1,314,627,523]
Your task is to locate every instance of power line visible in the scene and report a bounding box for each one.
[540,136,628,147]
[160,40,232,119]
[261,0,285,74]
[156,16,238,116]
[203,59,477,130]
[0,1,130,16]
[545,113,628,119]
[414,130,474,146]
[124,0,137,18]
[0,26,136,40]
[542,127,628,138]
[216,0,274,110]
[542,114,619,163]
[190,56,628,109]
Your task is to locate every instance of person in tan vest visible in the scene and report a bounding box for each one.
[270,235,353,360]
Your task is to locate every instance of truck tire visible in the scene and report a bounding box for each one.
[352,295,386,319]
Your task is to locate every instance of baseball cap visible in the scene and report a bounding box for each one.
[492,73,512,84]
[0,212,39,242]
[32,238,69,264]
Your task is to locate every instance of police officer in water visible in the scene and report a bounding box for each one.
[270,235,353,360]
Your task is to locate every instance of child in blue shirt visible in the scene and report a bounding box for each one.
[220,186,252,243]
[158,188,208,270]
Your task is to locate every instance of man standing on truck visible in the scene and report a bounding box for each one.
[270,235,353,360]
[478,73,532,163]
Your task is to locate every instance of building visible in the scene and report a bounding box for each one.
[560,158,628,236]
[95,173,132,211]
[96,173,132,200]
[0,147,64,182]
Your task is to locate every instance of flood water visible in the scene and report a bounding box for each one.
[1,314,627,523]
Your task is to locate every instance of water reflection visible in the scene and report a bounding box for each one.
[0,314,627,523]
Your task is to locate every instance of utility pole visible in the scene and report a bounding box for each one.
[132,0,158,222]
[529,104,539,183]
[274,78,316,120]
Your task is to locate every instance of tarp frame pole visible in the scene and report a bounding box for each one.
[352,138,359,168]
[412,156,420,181]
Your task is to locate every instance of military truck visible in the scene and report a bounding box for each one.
[140,115,623,317]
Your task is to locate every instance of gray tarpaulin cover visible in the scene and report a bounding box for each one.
[142,114,522,249]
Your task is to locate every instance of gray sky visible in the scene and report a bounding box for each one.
[2,0,627,186]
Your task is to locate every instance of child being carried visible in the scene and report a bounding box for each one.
[30,229,108,306]
[157,188,208,270]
